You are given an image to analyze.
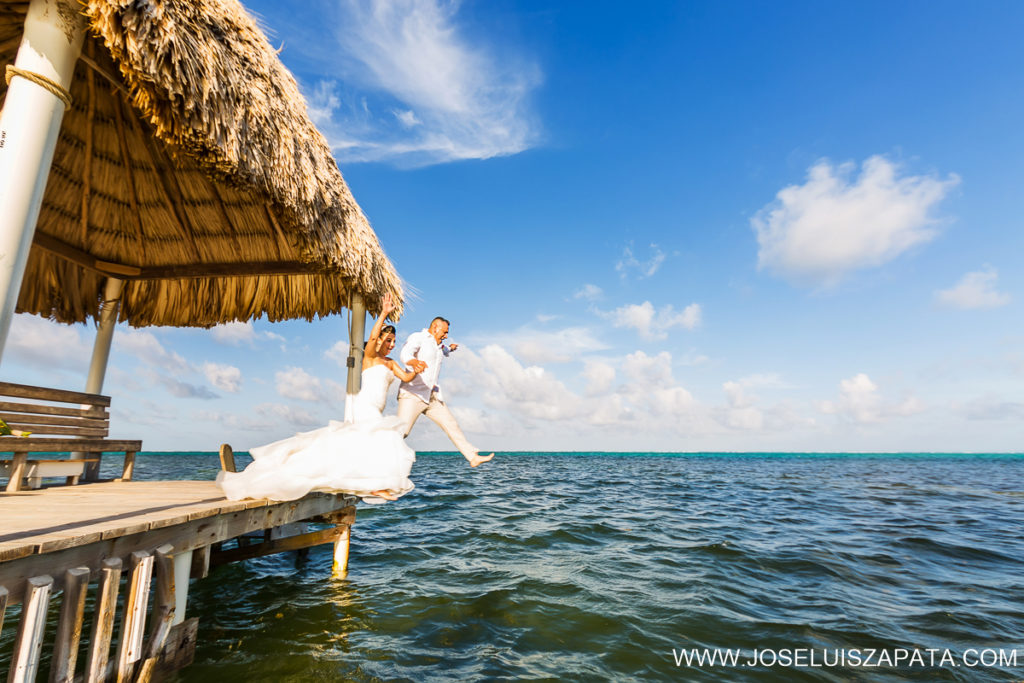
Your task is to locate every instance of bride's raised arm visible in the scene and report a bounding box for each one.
[363,293,396,368]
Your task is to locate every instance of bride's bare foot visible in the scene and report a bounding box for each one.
[369,489,398,501]
[468,453,495,468]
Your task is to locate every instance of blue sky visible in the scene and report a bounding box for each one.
[5,0,1024,452]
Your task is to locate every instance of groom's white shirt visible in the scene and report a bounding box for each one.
[399,328,452,404]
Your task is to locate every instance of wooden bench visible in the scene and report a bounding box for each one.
[0,381,141,492]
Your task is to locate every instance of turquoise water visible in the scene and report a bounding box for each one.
[7,452,1024,681]
[135,451,1022,682]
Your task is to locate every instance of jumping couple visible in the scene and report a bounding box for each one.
[218,294,493,503]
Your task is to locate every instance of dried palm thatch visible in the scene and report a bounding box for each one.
[0,0,403,327]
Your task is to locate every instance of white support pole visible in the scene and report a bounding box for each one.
[85,277,123,394]
[343,293,366,422]
[171,550,192,626]
[0,0,86,360]
[73,277,123,464]
[332,526,351,578]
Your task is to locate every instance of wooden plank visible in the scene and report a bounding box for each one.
[210,525,345,567]
[135,545,175,682]
[50,567,90,683]
[9,575,53,682]
[0,438,141,453]
[0,542,35,563]
[85,558,122,683]
[218,443,236,472]
[0,413,108,429]
[0,403,107,419]
[155,618,198,677]
[0,382,110,407]
[116,551,154,682]
[2,424,109,437]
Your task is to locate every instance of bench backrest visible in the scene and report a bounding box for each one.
[0,381,110,439]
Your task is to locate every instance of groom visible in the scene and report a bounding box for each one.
[397,317,494,467]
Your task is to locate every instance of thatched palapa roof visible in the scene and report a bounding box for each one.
[0,0,403,327]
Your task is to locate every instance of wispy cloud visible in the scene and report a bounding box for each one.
[936,266,1011,310]
[115,330,189,374]
[753,156,959,287]
[616,244,666,279]
[572,284,603,301]
[306,0,542,166]
[600,301,701,340]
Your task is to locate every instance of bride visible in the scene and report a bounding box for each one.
[218,294,422,503]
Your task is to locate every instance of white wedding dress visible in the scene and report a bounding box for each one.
[217,364,415,503]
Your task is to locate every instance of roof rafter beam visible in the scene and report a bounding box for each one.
[32,233,325,280]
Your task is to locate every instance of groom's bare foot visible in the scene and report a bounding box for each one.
[369,489,398,500]
[468,453,495,468]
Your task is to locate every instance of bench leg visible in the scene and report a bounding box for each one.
[84,454,101,482]
[121,452,136,481]
[5,452,28,492]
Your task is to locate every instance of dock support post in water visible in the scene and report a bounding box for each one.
[344,292,366,422]
[0,0,86,359]
[332,526,351,578]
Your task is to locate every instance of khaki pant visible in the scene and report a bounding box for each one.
[397,393,478,461]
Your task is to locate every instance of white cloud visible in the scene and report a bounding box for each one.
[210,321,286,347]
[722,381,764,430]
[753,156,959,287]
[572,284,603,301]
[602,301,701,340]
[324,340,351,368]
[480,326,608,365]
[4,315,90,371]
[583,360,615,395]
[115,330,189,374]
[616,244,665,279]
[256,403,322,427]
[310,0,541,165]
[820,373,923,423]
[274,367,345,404]
[276,366,331,403]
[202,363,242,393]
[471,345,583,421]
[936,266,1011,310]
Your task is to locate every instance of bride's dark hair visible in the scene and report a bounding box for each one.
[364,325,397,349]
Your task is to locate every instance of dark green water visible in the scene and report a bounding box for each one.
[9,453,1024,681]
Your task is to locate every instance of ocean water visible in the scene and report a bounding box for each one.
[6,453,1023,681]
[135,452,1022,682]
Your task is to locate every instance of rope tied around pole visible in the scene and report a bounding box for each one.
[5,64,73,110]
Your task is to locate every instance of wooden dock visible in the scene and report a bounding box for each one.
[0,481,358,681]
